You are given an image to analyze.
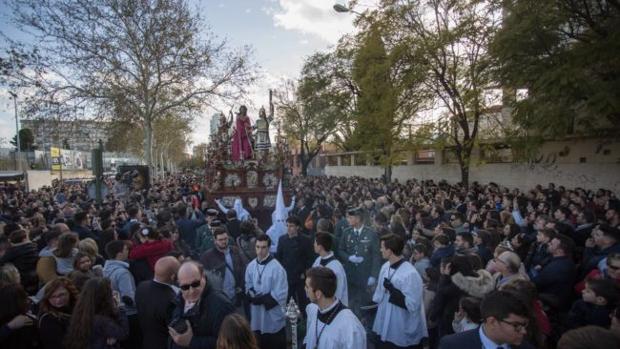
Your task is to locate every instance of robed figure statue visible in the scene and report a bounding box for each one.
[255,106,272,151]
[231,105,253,161]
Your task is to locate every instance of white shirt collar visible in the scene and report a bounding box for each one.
[318,299,339,314]
[479,324,508,349]
[320,252,335,260]
[153,279,180,294]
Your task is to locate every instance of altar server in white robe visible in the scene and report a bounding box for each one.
[303,267,366,349]
[312,232,349,306]
[245,234,288,349]
[373,233,428,349]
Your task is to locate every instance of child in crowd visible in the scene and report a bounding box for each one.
[411,243,431,277]
[451,296,481,333]
[525,228,555,278]
[567,278,619,329]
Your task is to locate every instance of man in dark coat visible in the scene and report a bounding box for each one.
[439,290,536,349]
[168,261,235,349]
[135,256,180,349]
[72,211,99,242]
[175,204,206,252]
[532,234,576,309]
[0,228,38,294]
[200,226,247,306]
[275,215,314,310]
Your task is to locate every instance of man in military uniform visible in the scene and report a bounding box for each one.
[337,207,381,318]
[194,209,220,256]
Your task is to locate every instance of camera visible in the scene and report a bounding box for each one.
[169,318,189,334]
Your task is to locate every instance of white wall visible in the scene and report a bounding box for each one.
[324,138,620,193]
[325,162,620,193]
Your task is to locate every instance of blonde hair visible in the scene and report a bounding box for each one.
[497,251,521,274]
[0,263,20,284]
[78,238,99,259]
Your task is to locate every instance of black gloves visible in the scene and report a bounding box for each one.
[257,294,279,310]
[121,295,134,307]
[383,278,406,309]
[248,293,278,310]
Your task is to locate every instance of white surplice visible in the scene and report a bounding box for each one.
[303,301,366,349]
[244,255,288,334]
[372,260,428,347]
[312,253,349,306]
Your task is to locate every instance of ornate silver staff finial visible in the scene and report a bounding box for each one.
[285,298,301,349]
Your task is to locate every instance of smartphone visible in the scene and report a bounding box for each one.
[169,318,188,334]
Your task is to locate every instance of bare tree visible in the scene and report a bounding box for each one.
[273,79,339,176]
[5,0,255,167]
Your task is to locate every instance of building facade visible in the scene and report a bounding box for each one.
[21,118,109,152]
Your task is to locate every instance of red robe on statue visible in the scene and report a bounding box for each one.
[231,115,253,161]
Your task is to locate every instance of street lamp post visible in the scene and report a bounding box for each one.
[333,3,362,15]
[8,91,21,172]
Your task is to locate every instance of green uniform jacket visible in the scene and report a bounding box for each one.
[195,224,214,255]
[337,225,381,288]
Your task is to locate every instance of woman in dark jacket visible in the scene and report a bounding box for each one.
[0,229,39,294]
[38,277,79,349]
[429,255,477,338]
[65,277,128,349]
[0,281,38,349]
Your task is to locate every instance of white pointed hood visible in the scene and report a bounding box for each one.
[267,180,288,252]
[234,198,251,221]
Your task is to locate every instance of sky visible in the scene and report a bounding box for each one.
[0,0,363,149]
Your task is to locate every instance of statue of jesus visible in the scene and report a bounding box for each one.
[231,105,253,161]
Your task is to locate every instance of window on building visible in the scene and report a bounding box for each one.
[480,145,513,163]
[442,149,458,164]
[414,149,435,164]
[341,155,351,166]
[326,155,338,166]
[354,153,367,166]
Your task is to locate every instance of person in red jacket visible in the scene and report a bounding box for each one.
[574,252,620,294]
[129,227,173,271]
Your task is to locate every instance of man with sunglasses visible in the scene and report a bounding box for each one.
[439,290,535,349]
[168,260,235,349]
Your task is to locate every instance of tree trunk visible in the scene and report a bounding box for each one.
[144,119,153,169]
[301,156,310,176]
[460,162,469,187]
[384,164,392,184]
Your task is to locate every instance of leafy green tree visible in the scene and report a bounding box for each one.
[301,40,361,151]
[369,0,502,186]
[10,128,37,151]
[491,0,620,142]
[352,26,400,183]
[5,0,254,168]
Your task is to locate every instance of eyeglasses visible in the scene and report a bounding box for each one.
[179,280,201,291]
[500,319,528,332]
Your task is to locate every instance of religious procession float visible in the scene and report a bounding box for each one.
[203,91,293,228]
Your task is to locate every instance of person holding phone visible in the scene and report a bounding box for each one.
[168,261,234,349]
[0,282,38,349]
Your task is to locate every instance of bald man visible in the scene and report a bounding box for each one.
[135,257,181,349]
[168,261,235,349]
[54,222,71,234]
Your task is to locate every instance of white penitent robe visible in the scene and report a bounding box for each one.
[312,253,349,306]
[372,259,428,347]
[303,301,366,349]
[245,255,288,334]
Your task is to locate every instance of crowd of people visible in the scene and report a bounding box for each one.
[1,174,619,349]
